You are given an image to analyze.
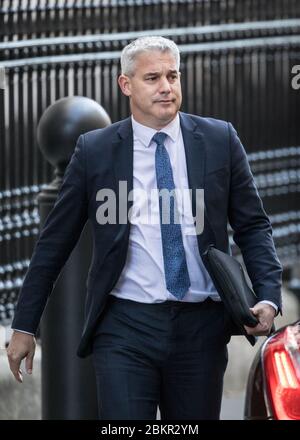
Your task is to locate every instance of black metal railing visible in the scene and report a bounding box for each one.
[1,0,300,42]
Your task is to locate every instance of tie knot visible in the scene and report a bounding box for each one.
[152,132,168,146]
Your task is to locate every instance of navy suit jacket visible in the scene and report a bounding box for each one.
[12,112,282,357]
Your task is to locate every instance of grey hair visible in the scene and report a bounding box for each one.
[120,36,180,76]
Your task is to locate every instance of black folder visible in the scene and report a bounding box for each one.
[203,245,259,346]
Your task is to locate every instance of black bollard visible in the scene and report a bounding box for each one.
[37,96,111,420]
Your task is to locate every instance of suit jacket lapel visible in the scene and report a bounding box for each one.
[180,113,205,217]
[112,117,134,229]
[180,112,216,251]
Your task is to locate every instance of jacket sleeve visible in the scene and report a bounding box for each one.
[227,123,282,311]
[12,134,88,333]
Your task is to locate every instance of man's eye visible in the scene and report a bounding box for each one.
[146,77,156,81]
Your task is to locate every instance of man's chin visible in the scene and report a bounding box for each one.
[156,108,178,122]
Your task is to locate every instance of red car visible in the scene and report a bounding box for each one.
[244,320,300,420]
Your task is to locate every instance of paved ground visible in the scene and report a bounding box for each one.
[221,393,245,420]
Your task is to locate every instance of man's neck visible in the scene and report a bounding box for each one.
[131,114,178,131]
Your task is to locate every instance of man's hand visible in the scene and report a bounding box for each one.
[244,303,276,336]
[6,331,36,383]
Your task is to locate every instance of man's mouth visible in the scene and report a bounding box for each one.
[155,99,174,103]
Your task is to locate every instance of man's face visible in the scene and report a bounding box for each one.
[118,50,182,130]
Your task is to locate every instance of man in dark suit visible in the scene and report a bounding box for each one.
[7,36,282,419]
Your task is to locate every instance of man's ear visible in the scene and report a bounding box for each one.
[118,74,131,97]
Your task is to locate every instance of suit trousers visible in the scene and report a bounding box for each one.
[92,295,230,420]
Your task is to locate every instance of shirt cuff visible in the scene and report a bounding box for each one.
[12,328,35,336]
[257,300,278,314]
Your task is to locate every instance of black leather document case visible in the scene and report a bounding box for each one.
[203,245,259,346]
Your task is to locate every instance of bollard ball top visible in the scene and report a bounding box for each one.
[37,96,111,171]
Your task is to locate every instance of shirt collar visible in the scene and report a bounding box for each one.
[131,114,180,148]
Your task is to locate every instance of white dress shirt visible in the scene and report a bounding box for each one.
[110,114,220,303]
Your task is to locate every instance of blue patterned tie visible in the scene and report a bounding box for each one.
[153,132,190,300]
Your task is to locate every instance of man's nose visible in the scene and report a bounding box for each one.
[158,77,171,93]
